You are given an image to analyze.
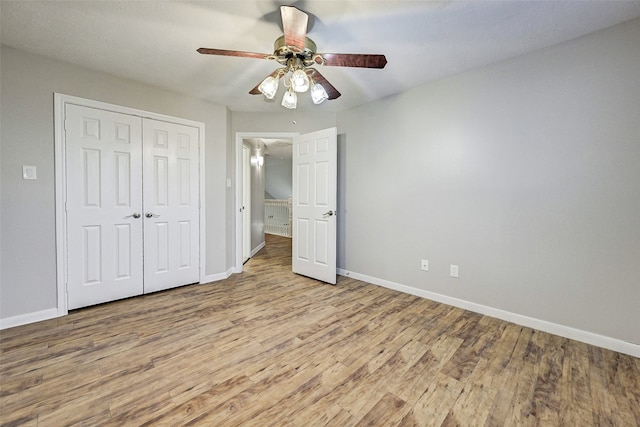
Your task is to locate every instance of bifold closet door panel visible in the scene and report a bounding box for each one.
[65,104,144,309]
[142,119,200,294]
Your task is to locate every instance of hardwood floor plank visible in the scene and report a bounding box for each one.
[1,234,638,426]
[442,377,499,426]
[404,372,465,427]
[530,336,566,425]
[354,392,409,427]
[386,335,463,405]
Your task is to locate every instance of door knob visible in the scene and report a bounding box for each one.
[125,212,141,219]
[322,210,335,217]
[145,212,159,218]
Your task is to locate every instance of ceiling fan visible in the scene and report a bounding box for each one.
[197,5,387,109]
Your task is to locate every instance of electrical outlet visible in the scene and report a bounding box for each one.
[421,259,429,271]
[450,264,459,278]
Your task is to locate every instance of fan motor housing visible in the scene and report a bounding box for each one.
[273,35,317,66]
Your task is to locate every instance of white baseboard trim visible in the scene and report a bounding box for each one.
[201,268,235,284]
[3,271,237,330]
[251,242,266,258]
[0,308,61,330]
[337,268,639,358]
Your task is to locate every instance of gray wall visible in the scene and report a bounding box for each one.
[265,156,292,200]
[231,112,337,136]
[337,18,640,345]
[1,46,229,319]
[244,139,266,253]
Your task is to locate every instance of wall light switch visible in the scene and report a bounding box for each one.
[450,265,459,278]
[226,178,232,188]
[22,165,37,180]
[421,259,429,271]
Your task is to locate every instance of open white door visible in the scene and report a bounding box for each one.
[292,127,337,284]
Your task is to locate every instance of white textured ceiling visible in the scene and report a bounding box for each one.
[2,1,640,113]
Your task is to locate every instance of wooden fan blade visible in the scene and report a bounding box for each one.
[310,69,341,100]
[249,70,281,95]
[316,53,387,69]
[281,6,308,52]
[197,48,271,60]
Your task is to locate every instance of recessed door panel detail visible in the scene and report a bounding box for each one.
[154,130,169,148]
[297,164,310,206]
[82,118,100,139]
[114,123,131,144]
[178,133,190,150]
[316,137,329,154]
[314,220,328,266]
[315,162,329,207]
[177,158,190,206]
[154,156,169,207]
[296,219,310,261]
[298,141,310,156]
[115,224,132,279]
[114,152,131,207]
[179,221,191,268]
[155,222,170,273]
[83,225,102,285]
[83,149,101,208]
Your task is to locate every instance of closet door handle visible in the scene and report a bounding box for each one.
[125,212,141,219]
[145,212,159,218]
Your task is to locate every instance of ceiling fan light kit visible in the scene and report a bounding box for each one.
[291,68,310,93]
[198,6,387,110]
[258,76,279,99]
[281,88,298,109]
[310,82,329,105]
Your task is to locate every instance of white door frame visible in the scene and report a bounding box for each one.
[54,93,206,316]
[234,132,298,273]
[242,143,251,263]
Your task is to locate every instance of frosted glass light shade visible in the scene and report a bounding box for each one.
[310,83,329,104]
[281,90,297,109]
[258,76,279,99]
[291,69,310,93]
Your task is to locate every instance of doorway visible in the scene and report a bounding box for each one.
[235,132,297,273]
[234,128,338,286]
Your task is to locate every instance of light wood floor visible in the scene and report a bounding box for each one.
[1,235,639,426]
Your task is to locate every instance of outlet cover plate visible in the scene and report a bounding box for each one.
[421,259,429,271]
[22,165,37,180]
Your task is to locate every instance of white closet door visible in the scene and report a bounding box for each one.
[142,119,200,293]
[66,104,144,309]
